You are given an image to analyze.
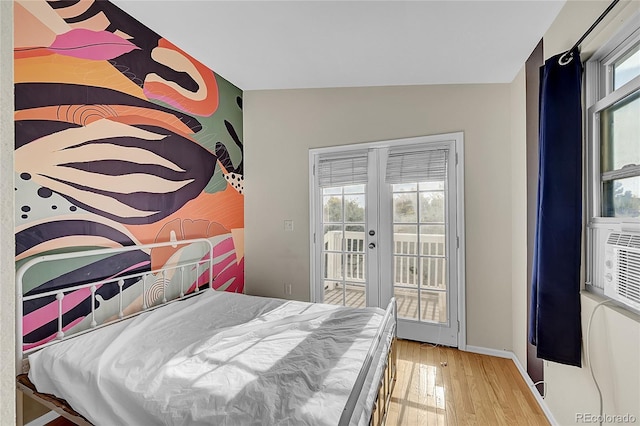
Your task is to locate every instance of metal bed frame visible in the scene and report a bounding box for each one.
[16,238,397,426]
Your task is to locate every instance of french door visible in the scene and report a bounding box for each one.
[310,133,465,346]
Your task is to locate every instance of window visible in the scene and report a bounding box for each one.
[586,19,640,296]
[600,88,640,218]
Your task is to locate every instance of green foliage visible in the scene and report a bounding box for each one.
[393,192,445,223]
[613,182,640,217]
[394,195,416,222]
[323,196,365,222]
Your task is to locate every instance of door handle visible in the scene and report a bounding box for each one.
[368,243,376,249]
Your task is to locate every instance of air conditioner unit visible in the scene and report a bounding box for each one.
[603,232,640,312]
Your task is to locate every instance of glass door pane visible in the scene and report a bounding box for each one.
[392,180,447,324]
[322,184,367,308]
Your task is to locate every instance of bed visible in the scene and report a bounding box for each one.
[16,239,397,426]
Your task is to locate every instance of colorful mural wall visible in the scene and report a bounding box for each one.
[14,0,244,349]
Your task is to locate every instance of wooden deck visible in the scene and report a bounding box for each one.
[324,284,447,322]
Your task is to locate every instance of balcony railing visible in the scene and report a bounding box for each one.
[323,231,447,322]
[324,231,445,286]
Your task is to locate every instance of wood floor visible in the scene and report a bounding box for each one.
[45,339,549,426]
[386,339,549,426]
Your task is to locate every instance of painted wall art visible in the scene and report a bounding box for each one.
[14,0,244,349]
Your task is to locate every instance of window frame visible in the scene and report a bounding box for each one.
[585,16,640,294]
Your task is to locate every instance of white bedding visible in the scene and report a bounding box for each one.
[28,290,393,426]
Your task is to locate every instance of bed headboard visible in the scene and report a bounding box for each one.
[16,238,215,375]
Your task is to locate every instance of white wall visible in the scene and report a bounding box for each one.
[244,83,516,350]
[541,1,640,424]
[545,294,640,425]
[0,1,16,425]
[510,65,528,366]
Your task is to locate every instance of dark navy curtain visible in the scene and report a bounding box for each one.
[529,48,583,367]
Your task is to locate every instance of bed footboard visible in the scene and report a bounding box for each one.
[339,297,397,426]
[369,337,397,426]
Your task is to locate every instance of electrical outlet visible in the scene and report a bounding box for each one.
[284,283,292,295]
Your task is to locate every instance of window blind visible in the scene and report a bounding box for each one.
[385,147,448,184]
[317,151,369,187]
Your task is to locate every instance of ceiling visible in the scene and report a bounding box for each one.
[111,0,566,91]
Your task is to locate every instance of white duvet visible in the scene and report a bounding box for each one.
[28,291,393,426]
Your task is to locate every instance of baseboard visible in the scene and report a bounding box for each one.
[464,345,558,426]
[24,411,59,426]
[465,345,512,359]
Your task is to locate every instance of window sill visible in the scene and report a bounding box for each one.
[581,289,640,323]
